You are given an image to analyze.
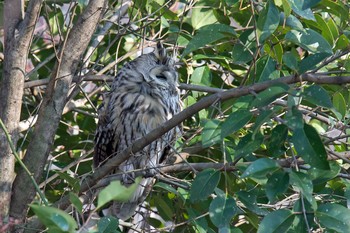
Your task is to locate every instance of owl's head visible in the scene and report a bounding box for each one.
[130,43,178,92]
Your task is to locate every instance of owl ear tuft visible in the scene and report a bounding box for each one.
[154,42,167,64]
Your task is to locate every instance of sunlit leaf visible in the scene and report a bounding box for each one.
[285,29,332,54]
[191,6,217,30]
[97,177,141,209]
[288,0,316,20]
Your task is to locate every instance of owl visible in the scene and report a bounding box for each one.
[94,42,181,221]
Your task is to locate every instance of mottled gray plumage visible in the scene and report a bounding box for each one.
[94,43,181,220]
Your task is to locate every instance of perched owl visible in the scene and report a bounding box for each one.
[94,42,181,221]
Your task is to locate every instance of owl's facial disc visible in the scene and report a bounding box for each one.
[147,66,178,88]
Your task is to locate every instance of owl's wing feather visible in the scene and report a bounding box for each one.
[94,94,118,167]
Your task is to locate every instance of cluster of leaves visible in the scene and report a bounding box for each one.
[10,0,350,232]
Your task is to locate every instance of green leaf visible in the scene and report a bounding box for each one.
[251,83,290,108]
[286,107,304,130]
[232,30,256,64]
[221,109,252,139]
[232,43,254,64]
[251,108,277,136]
[333,92,346,119]
[309,161,341,185]
[252,56,280,82]
[69,192,82,214]
[315,14,334,45]
[202,119,222,148]
[302,85,333,109]
[266,170,289,202]
[257,1,280,43]
[319,0,349,22]
[292,123,329,170]
[283,51,299,71]
[236,191,269,215]
[97,216,120,233]
[154,197,174,221]
[241,158,280,178]
[209,194,237,228]
[57,171,80,192]
[30,205,78,233]
[289,171,313,205]
[284,14,304,30]
[190,169,221,203]
[191,6,217,30]
[298,52,331,73]
[182,24,236,57]
[316,203,350,232]
[154,182,178,194]
[191,66,212,86]
[149,1,177,20]
[257,209,294,233]
[97,177,141,209]
[285,29,333,54]
[235,132,264,159]
[267,124,288,157]
[288,0,316,20]
[278,0,292,17]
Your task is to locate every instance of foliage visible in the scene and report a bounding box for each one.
[1,0,350,232]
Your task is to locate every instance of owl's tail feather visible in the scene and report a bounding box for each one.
[110,177,154,221]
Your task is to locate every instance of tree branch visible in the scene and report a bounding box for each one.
[0,0,42,218]
[10,0,107,222]
[53,74,350,211]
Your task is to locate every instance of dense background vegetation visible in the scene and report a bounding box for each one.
[1,0,350,232]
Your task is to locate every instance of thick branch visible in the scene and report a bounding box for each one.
[0,0,42,218]
[10,0,107,221]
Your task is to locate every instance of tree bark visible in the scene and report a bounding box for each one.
[9,0,107,223]
[0,0,42,219]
